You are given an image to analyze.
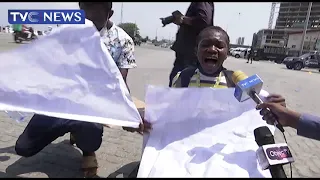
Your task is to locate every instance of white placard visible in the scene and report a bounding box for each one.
[0,20,141,128]
[138,86,275,177]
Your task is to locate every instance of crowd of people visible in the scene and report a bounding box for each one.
[9,2,320,178]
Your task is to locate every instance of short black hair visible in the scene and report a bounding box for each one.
[79,2,112,11]
[196,26,230,47]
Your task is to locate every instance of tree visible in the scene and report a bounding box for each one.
[118,22,140,40]
[145,36,149,41]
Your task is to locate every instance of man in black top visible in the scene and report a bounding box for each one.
[169,2,215,87]
[247,48,254,64]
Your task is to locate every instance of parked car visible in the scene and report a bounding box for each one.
[229,48,235,55]
[160,43,167,48]
[282,53,320,70]
[154,42,161,46]
[232,48,248,58]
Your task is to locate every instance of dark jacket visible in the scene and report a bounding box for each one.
[172,2,214,56]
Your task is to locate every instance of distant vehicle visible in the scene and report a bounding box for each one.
[282,52,320,71]
[134,39,141,46]
[160,43,167,48]
[229,48,235,55]
[37,31,43,36]
[251,45,288,62]
[154,42,161,46]
[13,27,37,43]
[232,48,247,58]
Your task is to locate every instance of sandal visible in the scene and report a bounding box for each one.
[82,153,99,178]
[69,134,98,178]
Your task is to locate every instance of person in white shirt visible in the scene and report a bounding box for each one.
[80,2,137,90]
[14,2,137,178]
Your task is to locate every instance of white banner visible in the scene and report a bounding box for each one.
[138,86,275,177]
[0,20,141,128]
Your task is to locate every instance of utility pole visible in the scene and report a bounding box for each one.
[226,12,240,32]
[299,2,312,56]
[134,20,137,38]
[120,3,124,24]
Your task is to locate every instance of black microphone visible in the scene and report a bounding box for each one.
[254,126,291,178]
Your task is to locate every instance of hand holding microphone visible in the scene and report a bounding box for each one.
[231,71,286,132]
[256,102,301,129]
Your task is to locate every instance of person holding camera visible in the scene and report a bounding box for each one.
[168,2,215,87]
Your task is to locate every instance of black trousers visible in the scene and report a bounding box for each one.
[247,55,253,63]
[169,52,198,87]
[15,114,103,157]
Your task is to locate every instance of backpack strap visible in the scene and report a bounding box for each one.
[173,67,197,88]
[222,70,236,88]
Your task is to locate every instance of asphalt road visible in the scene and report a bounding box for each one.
[0,33,320,177]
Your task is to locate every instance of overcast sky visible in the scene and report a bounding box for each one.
[0,2,275,45]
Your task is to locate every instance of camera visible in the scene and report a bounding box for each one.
[160,10,182,27]
[160,16,174,27]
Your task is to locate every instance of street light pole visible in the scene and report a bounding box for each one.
[299,2,312,56]
[120,3,124,24]
[226,12,240,32]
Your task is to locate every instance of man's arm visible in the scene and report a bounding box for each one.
[297,113,320,141]
[257,101,320,141]
[118,37,137,92]
[119,69,130,92]
[178,2,214,31]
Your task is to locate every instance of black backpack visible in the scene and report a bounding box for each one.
[174,67,235,88]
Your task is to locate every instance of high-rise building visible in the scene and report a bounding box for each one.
[240,37,245,45]
[275,2,320,30]
[236,37,241,45]
[236,37,244,45]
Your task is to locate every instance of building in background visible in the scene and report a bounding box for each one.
[275,2,320,30]
[251,2,320,60]
[240,37,245,45]
[236,37,245,45]
[236,37,241,45]
[251,33,257,48]
[286,29,320,56]
[253,29,288,49]
[250,29,289,62]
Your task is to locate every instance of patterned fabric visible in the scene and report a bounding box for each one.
[100,24,137,69]
[172,68,228,88]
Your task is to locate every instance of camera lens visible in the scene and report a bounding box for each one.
[161,15,174,27]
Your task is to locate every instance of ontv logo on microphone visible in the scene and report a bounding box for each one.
[8,10,85,24]
[266,146,293,160]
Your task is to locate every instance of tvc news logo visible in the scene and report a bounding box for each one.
[266,146,293,160]
[8,10,85,24]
